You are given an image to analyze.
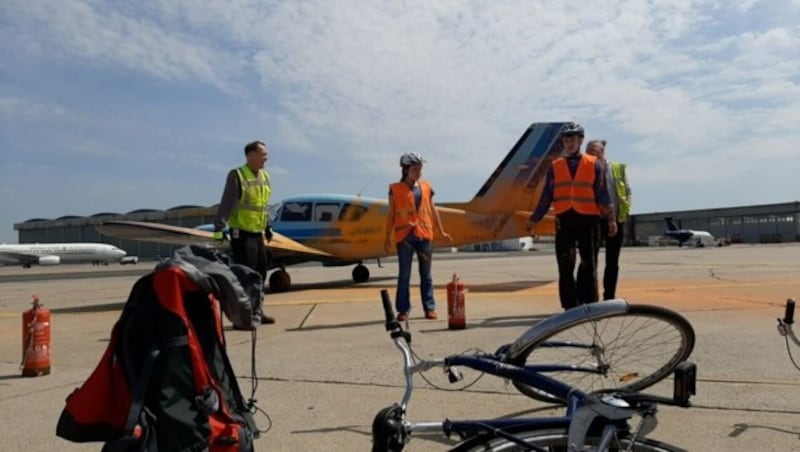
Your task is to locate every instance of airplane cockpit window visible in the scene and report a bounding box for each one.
[315,203,340,222]
[339,203,368,221]
[279,202,312,222]
[269,204,281,223]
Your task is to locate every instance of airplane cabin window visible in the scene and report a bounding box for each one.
[315,203,340,222]
[339,203,368,221]
[280,202,312,222]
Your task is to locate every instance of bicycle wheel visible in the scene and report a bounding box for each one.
[451,426,685,451]
[509,304,695,404]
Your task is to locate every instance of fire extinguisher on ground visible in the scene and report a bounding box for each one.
[21,295,51,377]
[447,272,466,330]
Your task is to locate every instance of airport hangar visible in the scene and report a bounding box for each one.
[11,201,800,259]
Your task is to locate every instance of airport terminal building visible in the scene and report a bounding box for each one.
[11,201,800,258]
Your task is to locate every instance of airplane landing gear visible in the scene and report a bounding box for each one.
[352,264,370,283]
[269,269,292,293]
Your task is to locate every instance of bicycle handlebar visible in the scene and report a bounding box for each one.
[380,289,398,331]
[784,298,796,325]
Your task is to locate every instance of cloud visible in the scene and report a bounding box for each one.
[2,0,243,93]
[0,96,66,117]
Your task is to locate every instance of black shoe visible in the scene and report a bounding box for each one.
[261,314,276,324]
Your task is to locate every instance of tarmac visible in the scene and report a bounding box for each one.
[1,243,799,451]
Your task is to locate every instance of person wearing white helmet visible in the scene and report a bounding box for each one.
[385,152,452,321]
[526,122,616,310]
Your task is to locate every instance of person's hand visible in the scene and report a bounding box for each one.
[213,230,227,242]
[526,220,537,237]
[264,226,274,242]
[607,220,618,237]
[441,231,453,243]
[384,236,394,253]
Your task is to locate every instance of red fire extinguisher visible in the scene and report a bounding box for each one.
[447,272,466,330]
[21,295,51,377]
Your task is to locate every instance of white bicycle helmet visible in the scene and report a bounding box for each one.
[561,122,585,137]
[400,152,425,166]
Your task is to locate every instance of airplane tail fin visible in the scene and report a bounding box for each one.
[665,217,678,231]
[451,122,566,215]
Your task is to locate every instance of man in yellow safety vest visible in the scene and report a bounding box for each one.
[213,140,275,325]
[586,139,631,300]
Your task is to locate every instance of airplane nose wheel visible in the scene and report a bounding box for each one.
[269,270,292,293]
[352,264,370,283]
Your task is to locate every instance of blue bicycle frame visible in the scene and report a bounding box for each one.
[373,289,695,451]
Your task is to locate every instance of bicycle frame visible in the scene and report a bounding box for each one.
[374,289,695,451]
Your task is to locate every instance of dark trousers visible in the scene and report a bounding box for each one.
[231,231,268,320]
[597,221,625,300]
[554,211,600,310]
[231,231,268,280]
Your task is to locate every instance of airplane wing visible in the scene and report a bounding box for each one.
[95,221,332,258]
[0,251,39,265]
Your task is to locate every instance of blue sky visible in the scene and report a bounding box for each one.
[1,0,799,244]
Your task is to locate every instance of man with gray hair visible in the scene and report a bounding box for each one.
[586,139,632,300]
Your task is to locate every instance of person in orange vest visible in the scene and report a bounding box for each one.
[526,123,617,310]
[384,152,452,321]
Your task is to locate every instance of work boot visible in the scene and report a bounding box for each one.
[424,310,438,320]
[261,314,276,324]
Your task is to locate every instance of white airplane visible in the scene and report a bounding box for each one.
[663,217,719,247]
[0,243,127,268]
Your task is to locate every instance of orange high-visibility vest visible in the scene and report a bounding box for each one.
[552,154,601,216]
[390,181,435,242]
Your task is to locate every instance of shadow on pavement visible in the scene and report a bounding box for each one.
[50,302,126,314]
[728,422,800,439]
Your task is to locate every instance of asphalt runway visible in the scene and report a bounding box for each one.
[1,243,799,451]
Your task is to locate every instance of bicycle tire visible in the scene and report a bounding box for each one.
[508,304,695,404]
[450,426,686,451]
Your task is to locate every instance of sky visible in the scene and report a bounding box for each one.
[1,0,799,244]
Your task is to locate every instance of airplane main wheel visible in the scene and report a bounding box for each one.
[352,264,370,283]
[269,270,292,293]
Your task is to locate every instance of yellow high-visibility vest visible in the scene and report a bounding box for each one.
[611,162,631,222]
[228,165,271,233]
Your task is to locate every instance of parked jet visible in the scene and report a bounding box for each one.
[664,217,717,247]
[0,243,127,267]
[96,122,568,292]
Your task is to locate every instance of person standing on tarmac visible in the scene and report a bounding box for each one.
[384,152,452,321]
[213,140,276,325]
[526,123,617,310]
[586,139,632,300]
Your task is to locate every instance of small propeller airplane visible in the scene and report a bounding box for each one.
[96,122,568,292]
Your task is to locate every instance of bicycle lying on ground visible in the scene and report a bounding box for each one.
[776,298,800,371]
[372,290,697,451]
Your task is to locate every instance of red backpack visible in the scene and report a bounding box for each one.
[56,248,262,451]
